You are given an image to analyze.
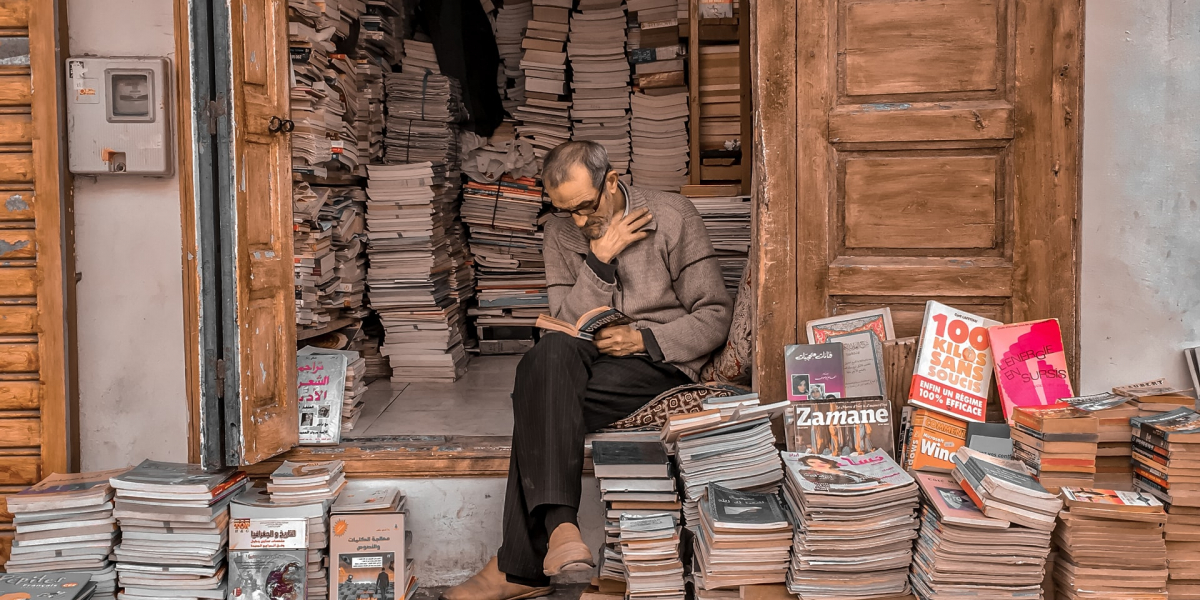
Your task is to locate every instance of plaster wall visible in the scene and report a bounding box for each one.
[67,0,190,469]
[1079,0,1200,393]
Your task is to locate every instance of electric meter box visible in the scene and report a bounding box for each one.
[66,57,173,176]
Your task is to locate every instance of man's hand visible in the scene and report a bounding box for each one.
[594,325,645,356]
[589,208,653,263]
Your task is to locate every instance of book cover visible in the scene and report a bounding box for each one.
[0,572,94,600]
[826,330,886,398]
[1060,487,1162,511]
[703,484,788,529]
[591,441,670,479]
[7,467,127,513]
[229,549,308,600]
[110,459,245,495]
[1133,407,1200,441]
[987,319,1074,422]
[330,512,407,600]
[953,447,1050,497]
[912,471,1009,528]
[1062,392,1135,412]
[298,353,347,445]
[780,449,913,495]
[270,460,344,485]
[784,343,845,402]
[805,308,895,345]
[786,396,895,458]
[900,408,967,473]
[908,301,1001,422]
[535,307,633,341]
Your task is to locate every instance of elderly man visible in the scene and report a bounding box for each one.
[443,141,733,600]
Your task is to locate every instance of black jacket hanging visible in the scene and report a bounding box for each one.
[417,0,506,137]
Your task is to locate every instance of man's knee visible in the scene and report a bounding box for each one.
[516,333,586,379]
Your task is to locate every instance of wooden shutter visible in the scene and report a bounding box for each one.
[0,0,74,564]
[222,0,298,465]
[754,0,1082,402]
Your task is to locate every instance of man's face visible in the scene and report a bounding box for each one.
[546,164,616,240]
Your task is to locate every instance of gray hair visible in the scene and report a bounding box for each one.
[542,140,610,190]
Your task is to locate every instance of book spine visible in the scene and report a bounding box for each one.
[1133,477,1173,506]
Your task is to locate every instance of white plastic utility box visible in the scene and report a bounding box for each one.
[66,57,173,176]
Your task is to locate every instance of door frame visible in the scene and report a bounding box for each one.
[751,0,1085,403]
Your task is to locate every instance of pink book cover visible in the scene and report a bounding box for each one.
[988,319,1074,422]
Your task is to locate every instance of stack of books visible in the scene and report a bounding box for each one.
[1064,391,1140,489]
[267,460,347,505]
[777,448,916,597]
[365,162,470,383]
[110,461,248,600]
[293,182,332,328]
[353,0,403,165]
[320,187,370,323]
[567,0,632,174]
[908,470,1051,599]
[1053,487,1168,599]
[697,45,742,170]
[229,485,333,600]
[951,446,1064,531]
[400,37,441,74]
[1130,407,1200,598]
[781,449,919,599]
[618,513,685,599]
[1010,404,1099,492]
[671,411,785,525]
[516,0,573,168]
[592,439,680,586]
[493,0,532,114]
[1115,379,1197,417]
[629,92,689,191]
[330,483,416,600]
[288,8,340,177]
[4,469,129,597]
[627,0,684,92]
[692,484,791,590]
[325,52,364,173]
[460,177,548,354]
[383,70,464,166]
[685,191,750,296]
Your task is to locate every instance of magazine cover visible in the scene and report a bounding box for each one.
[912,471,1008,528]
[297,353,347,445]
[1062,392,1134,412]
[229,549,308,600]
[784,343,845,402]
[1060,487,1161,509]
[805,308,895,345]
[335,552,397,600]
[826,330,886,398]
[786,396,894,458]
[781,448,913,495]
[908,301,1001,422]
[988,319,1073,422]
[330,512,406,600]
[900,408,967,473]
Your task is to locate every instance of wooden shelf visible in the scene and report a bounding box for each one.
[296,317,355,342]
[687,0,752,187]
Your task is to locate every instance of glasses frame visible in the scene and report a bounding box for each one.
[548,171,611,218]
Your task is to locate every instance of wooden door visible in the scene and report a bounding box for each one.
[0,0,75,564]
[221,0,298,465]
[753,0,1082,402]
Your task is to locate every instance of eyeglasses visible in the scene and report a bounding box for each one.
[548,173,609,218]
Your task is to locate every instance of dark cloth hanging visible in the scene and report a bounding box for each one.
[416,0,505,137]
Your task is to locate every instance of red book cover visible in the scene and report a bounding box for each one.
[988,319,1073,423]
[908,301,1001,422]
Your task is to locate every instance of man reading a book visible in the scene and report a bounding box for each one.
[443,141,733,600]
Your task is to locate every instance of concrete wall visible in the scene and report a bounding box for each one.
[1079,0,1200,393]
[67,0,190,469]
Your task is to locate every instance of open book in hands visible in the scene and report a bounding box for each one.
[535,306,634,341]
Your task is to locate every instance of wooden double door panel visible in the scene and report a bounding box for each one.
[755,0,1082,401]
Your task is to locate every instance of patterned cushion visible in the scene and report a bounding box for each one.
[701,264,753,385]
[605,383,751,431]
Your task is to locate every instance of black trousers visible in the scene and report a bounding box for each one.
[496,333,691,584]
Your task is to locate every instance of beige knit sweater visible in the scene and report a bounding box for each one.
[543,184,734,380]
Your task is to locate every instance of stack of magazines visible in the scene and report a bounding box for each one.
[692,484,792,590]
[110,461,248,600]
[618,513,684,599]
[4,468,129,598]
[267,460,346,505]
[672,411,786,526]
[229,485,333,600]
[781,449,919,599]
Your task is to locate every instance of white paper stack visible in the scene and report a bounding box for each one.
[5,469,129,599]
[619,513,685,599]
[568,0,632,174]
[366,162,470,382]
[110,461,249,600]
[687,193,750,296]
[493,0,533,113]
[516,0,573,171]
[629,92,689,191]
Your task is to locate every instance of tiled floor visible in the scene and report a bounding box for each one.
[347,355,521,438]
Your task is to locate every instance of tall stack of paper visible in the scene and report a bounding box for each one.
[110,461,248,600]
[592,438,681,586]
[516,0,573,170]
[629,92,688,191]
[355,0,404,163]
[781,450,920,599]
[323,187,370,323]
[294,183,335,328]
[383,71,464,166]
[400,37,441,74]
[692,484,792,590]
[908,470,1051,599]
[698,45,742,166]
[461,176,547,353]
[288,4,339,177]
[365,162,470,382]
[1053,487,1168,600]
[4,469,129,598]
[619,513,685,599]
[627,0,684,93]
[686,192,749,295]
[568,0,632,175]
[493,0,533,114]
